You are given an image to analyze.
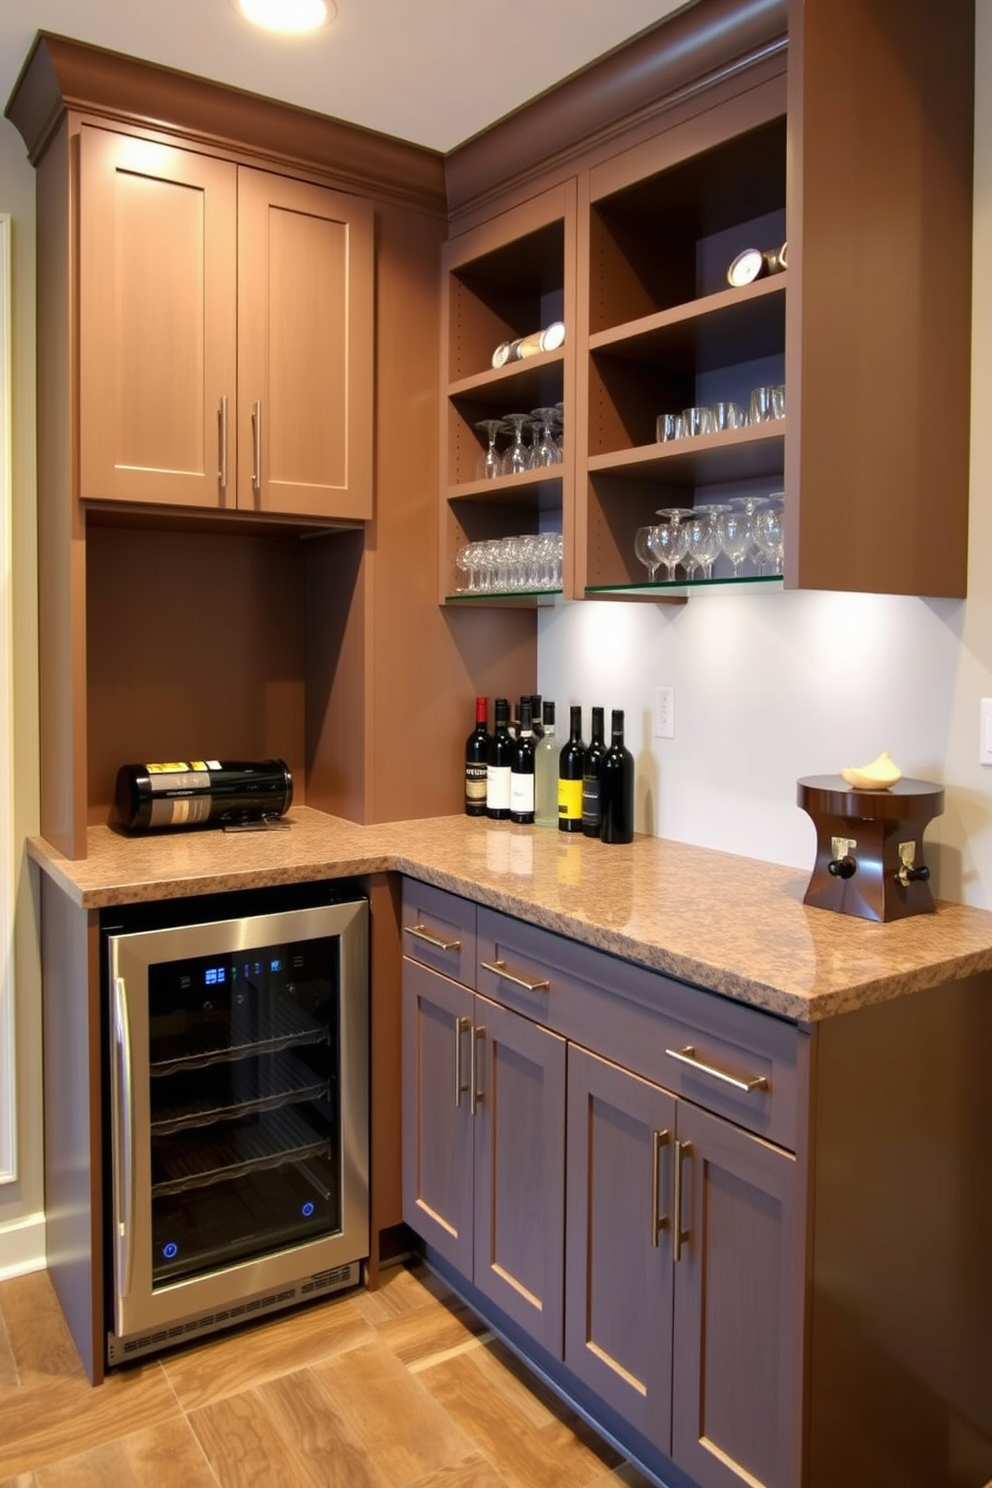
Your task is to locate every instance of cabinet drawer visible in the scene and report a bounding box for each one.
[402,880,477,988]
[477,906,800,1151]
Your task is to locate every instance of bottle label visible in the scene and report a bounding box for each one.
[487,764,511,812]
[465,763,488,806]
[558,778,583,822]
[582,779,601,830]
[509,773,535,816]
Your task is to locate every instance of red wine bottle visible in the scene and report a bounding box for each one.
[600,709,634,844]
[558,705,585,833]
[464,696,490,816]
[486,698,513,819]
[509,698,536,824]
[581,705,606,837]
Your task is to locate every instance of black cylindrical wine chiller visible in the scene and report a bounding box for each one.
[113,759,293,832]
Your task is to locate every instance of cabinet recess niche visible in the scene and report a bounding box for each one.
[579,96,787,598]
[80,124,374,521]
[439,182,576,604]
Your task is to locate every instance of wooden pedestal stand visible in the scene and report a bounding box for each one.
[797,775,944,923]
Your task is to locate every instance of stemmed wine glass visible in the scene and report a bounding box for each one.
[529,408,560,468]
[685,511,723,580]
[500,414,534,476]
[634,525,662,582]
[475,419,506,480]
[753,502,785,575]
[651,517,691,581]
[717,509,753,578]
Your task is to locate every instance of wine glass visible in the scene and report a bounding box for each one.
[717,508,753,578]
[753,503,785,575]
[529,408,560,468]
[634,525,662,582]
[500,414,534,476]
[651,516,690,581]
[474,419,506,480]
[685,511,723,580]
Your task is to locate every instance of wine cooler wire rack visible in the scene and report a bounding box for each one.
[151,1049,328,1136]
[151,1103,331,1198]
[150,996,328,1077]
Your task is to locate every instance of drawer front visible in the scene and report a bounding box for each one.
[402,879,477,988]
[477,906,800,1151]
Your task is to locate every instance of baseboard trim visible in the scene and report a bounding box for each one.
[0,1210,46,1281]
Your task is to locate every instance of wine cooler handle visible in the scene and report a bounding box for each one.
[651,1128,670,1249]
[218,395,228,491]
[251,399,262,493]
[454,1015,471,1107]
[112,975,136,1299]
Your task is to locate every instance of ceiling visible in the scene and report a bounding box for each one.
[0,0,693,155]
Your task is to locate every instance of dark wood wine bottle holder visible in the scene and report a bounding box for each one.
[797,776,944,923]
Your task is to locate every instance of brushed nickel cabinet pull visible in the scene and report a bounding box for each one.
[480,957,551,994]
[406,923,462,952]
[664,1044,768,1094]
[453,1015,471,1107]
[251,399,261,492]
[470,1025,486,1115]
[218,395,228,490]
[651,1128,670,1249]
[673,1139,692,1262]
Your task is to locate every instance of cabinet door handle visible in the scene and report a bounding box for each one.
[454,1015,471,1107]
[218,395,228,491]
[673,1139,692,1262]
[470,1024,486,1115]
[651,1128,670,1249]
[664,1044,768,1094]
[406,923,462,952]
[480,957,551,994]
[251,399,262,492]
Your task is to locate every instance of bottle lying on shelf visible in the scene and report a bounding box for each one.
[491,320,566,368]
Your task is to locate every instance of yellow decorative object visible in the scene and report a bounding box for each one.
[839,750,903,790]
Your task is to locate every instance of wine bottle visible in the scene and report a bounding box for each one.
[558,705,585,833]
[509,699,536,824]
[530,694,544,738]
[464,696,490,817]
[113,759,293,832]
[534,701,559,828]
[486,698,513,820]
[581,706,606,838]
[600,708,634,844]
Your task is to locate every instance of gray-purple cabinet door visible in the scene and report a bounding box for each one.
[565,1045,677,1450]
[401,959,474,1275]
[472,993,566,1359]
[671,1102,799,1488]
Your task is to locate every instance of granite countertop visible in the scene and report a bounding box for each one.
[27,805,992,1023]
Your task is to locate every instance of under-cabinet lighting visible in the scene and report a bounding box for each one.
[230,0,336,33]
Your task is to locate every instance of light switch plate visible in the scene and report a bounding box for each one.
[654,686,675,739]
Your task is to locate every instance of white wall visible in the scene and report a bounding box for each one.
[541,7,992,912]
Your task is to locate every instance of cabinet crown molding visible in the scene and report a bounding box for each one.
[4,29,448,215]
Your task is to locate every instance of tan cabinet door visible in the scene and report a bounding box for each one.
[236,169,373,520]
[79,126,238,509]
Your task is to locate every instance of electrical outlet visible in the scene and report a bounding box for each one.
[655,686,675,739]
[981,698,992,766]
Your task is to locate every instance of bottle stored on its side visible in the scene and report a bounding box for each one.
[600,708,634,844]
[509,699,536,824]
[464,696,491,817]
[581,706,606,838]
[534,701,559,828]
[486,698,513,820]
[558,705,586,833]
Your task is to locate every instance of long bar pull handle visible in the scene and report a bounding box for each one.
[251,399,262,493]
[111,975,136,1299]
[480,958,551,994]
[651,1128,670,1249]
[470,1025,486,1116]
[406,923,462,953]
[454,1015,471,1107]
[218,395,228,492]
[664,1044,768,1094]
[673,1139,692,1262]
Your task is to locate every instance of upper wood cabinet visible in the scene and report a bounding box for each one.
[79,125,373,521]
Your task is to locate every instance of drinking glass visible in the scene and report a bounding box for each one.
[712,400,748,431]
[656,412,685,442]
[685,511,723,580]
[717,509,753,578]
[634,525,662,582]
[652,517,691,581]
[750,385,785,424]
[753,503,785,575]
[475,418,506,480]
[529,407,560,468]
[500,414,533,476]
[681,406,715,438]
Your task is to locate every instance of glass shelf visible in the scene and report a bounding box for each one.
[585,574,783,598]
[444,588,561,606]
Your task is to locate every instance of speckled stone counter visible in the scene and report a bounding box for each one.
[27,805,992,1023]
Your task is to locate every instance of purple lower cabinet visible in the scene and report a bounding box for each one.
[671,1101,799,1488]
[472,993,566,1359]
[564,1045,677,1450]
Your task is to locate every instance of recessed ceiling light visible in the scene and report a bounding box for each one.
[231,0,336,34]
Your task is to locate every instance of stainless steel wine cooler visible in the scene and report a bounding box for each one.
[103,886,369,1365]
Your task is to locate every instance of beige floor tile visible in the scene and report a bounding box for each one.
[162,1292,374,1412]
[0,1306,18,1391]
[0,1361,180,1479]
[256,1371,392,1488]
[189,1391,325,1488]
[308,1337,478,1485]
[406,1453,511,1488]
[373,1293,492,1369]
[0,1273,87,1387]
[33,1418,220,1488]
[0,1475,38,1488]
[353,1262,456,1327]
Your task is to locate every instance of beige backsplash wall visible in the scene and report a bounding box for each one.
[539,4,992,913]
